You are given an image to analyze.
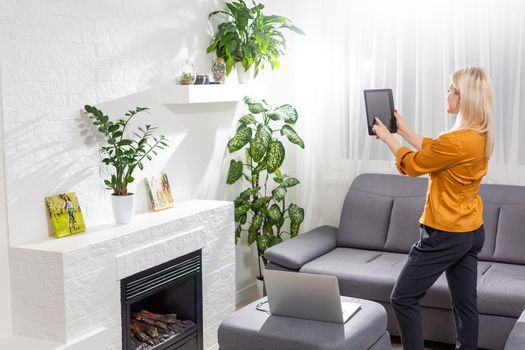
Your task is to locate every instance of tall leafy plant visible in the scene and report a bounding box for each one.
[207,0,304,77]
[84,105,168,196]
[227,96,305,279]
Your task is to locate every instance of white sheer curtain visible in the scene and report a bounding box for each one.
[285,0,525,231]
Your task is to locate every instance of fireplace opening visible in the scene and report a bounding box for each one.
[121,249,203,350]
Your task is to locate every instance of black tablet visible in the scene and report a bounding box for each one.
[364,89,397,135]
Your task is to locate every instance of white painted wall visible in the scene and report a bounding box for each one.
[0,0,303,336]
[0,65,13,337]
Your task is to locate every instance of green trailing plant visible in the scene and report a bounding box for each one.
[207,0,304,77]
[84,105,168,196]
[226,96,305,279]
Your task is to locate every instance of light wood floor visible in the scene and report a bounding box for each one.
[237,295,454,350]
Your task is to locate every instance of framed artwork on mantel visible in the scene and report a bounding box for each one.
[44,192,86,238]
[144,173,174,212]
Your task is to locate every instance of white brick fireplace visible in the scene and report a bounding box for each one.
[9,200,235,350]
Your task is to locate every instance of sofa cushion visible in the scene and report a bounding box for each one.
[492,204,525,265]
[338,189,393,250]
[384,196,425,253]
[477,262,525,318]
[300,248,406,303]
[300,247,525,317]
[264,225,337,270]
[477,200,499,261]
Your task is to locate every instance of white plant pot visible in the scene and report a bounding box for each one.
[111,193,135,225]
[256,277,265,298]
[236,62,254,84]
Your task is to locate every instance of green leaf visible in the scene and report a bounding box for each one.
[108,124,119,133]
[266,111,281,121]
[256,235,269,252]
[226,56,234,76]
[290,222,300,237]
[252,196,271,212]
[265,140,285,173]
[248,226,257,246]
[127,176,135,183]
[250,124,271,162]
[239,114,257,125]
[286,25,306,35]
[117,139,133,147]
[226,159,243,185]
[235,225,242,244]
[227,125,252,153]
[264,220,273,236]
[245,147,252,164]
[248,213,264,245]
[281,124,304,148]
[236,188,257,205]
[234,203,251,222]
[253,160,266,174]
[281,177,300,188]
[267,204,282,224]
[240,213,247,225]
[271,186,287,202]
[243,96,269,114]
[288,203,304,225]
[268,236,283,247]
[274,104,298,124]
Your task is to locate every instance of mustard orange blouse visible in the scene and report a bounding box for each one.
[395,127,488,232]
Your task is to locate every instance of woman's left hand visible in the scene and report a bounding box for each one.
[372,116,393,142]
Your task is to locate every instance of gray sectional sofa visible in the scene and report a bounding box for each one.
[264,173,525,350]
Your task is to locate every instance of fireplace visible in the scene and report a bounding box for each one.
[121,249,203,350]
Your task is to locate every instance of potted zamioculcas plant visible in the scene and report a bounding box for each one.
[226,96,305,295]
[207,0,304,83]
[84,105,168,224]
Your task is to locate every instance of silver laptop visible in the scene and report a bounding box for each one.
[263,269,361,323]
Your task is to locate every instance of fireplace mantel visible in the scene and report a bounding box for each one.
[9,199,235,350]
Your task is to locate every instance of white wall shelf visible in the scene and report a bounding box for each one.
[158,83,247,104]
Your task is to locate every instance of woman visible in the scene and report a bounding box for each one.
[372,67,494,350]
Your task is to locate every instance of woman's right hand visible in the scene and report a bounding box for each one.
[393,110,409,136]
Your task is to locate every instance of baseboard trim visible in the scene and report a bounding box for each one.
[235,282,257,306]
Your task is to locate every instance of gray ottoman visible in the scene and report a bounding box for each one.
[218,296,391,350]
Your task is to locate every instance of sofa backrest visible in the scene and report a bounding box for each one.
[337,173,525,264]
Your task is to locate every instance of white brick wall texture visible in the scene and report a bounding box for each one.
[0,0,292,344]
[10,200,235,349]
[0,0,236,246]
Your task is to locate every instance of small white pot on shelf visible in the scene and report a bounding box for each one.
[236,62,254,84]
[111,193,135,225]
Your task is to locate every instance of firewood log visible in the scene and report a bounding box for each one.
[139,310,177,324]
[131,320,158,338]
[134,313,168,330]
[130,322,153,343]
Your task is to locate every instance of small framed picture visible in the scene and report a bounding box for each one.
[44,192,86,238]
[144,173,174,211]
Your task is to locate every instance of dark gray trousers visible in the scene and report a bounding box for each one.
[390,223,485,350]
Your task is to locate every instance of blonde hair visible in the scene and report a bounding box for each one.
[441,67,495,159]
